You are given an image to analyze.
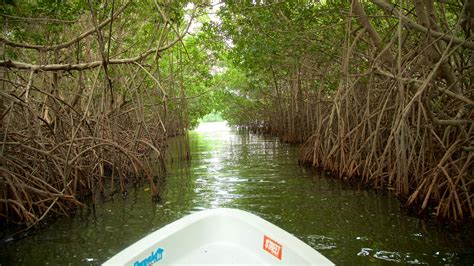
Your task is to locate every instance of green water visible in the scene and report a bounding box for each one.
[1,122,473,265]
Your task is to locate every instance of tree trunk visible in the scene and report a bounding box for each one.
[351,0,395,66]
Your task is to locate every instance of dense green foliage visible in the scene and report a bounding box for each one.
[199,111,224,122]
[208,1,346,139]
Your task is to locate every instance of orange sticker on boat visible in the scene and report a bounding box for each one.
[263,235,282,260]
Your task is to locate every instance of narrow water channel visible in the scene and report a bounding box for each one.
[1,122,473,265]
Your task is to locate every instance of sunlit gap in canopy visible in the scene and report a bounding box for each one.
[195,121,231,132]
[195,111,230,132]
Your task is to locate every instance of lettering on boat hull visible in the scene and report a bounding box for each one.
[134,247,164,266]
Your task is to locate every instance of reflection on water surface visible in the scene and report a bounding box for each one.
[1,122,473,265]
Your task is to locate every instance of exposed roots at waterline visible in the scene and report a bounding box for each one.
[0,79,165,227]
[302,1,473,222]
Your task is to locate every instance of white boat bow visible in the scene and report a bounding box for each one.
[103,208,334,265]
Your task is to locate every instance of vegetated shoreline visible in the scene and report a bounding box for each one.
[0,1,203,233]
[0,128,189,237]
[0,172,164,242]
[302,162,474,229]
[243,124,473,228]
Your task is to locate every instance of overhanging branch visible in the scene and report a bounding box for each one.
[1,47,155,71]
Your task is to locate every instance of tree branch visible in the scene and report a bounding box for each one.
[371,0,474,50]
[0,13,79,24]
[375,66,474,105]
[352,0,395,65]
